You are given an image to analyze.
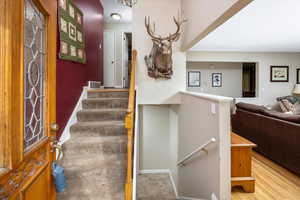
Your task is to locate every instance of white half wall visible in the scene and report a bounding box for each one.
[187,62,243,98]
[178,92,232,200]
[187,51,300,105]
[133,0,186,104]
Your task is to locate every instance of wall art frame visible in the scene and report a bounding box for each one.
[270,66,289,82]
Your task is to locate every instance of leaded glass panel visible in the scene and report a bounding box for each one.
[24,0,46,150]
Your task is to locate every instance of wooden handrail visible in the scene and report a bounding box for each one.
[125,50,137,200]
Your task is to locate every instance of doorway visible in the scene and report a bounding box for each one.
[123,32,132,88]
[242,63,257,97]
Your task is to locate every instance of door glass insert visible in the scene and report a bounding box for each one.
[24,0,46,150]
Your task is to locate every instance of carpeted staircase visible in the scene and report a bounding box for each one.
[57,90,129,200]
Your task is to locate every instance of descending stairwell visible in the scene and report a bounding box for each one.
[57,90,129,200]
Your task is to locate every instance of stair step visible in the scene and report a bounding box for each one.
[63,157,126,183]
[60,153,127,168]
[70,121,126,137]
[88,91,129,99]
[63,136,127,157]
[82,98,128,109]
[56,179,124,200]
[77,109,127,122]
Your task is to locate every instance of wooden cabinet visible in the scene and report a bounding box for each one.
[231,133,257,193]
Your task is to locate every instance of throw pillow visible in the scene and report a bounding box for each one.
[277,96,300,104]
[279,101,289,112]
[280,99,295,113]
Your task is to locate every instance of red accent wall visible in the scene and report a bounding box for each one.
[56,0,104,138]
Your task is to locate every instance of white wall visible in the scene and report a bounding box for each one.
[181,0,252,50]
[187,51,300,105]
[133,0,186,104]
[178,92,232,200]
[139,105,172,170]
[104,23,132,87]
[187,62,243,98]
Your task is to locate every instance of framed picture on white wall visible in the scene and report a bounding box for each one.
[212,73,222,87]
[297,69,300,84]
[188,71,201,87]
[270,66,289,82]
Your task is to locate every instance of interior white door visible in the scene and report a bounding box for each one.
[104,31,115,87]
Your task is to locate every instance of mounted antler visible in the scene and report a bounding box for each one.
[144,13,187,79]
[144,12,187,42]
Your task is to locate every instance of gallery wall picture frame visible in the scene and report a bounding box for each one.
[297,69,300,84]
[188,71,201,87]
[58,0,86,63]
[270,66,289,82]
[212,73,222,87]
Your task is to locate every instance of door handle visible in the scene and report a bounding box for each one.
[50,123,59,132]
[111,61,115,64]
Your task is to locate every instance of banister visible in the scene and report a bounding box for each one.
[177,137,216,167]
[125,50,137,200]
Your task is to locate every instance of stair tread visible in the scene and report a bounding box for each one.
[84,97,128,101]
[65,135,127,144]
[72,121,125,127]
[60,153,126,163]
[78,108,127,112]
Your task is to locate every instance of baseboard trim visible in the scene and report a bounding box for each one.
[139,169,170,174]
[179,196,207,200]
[139,169,179,199]
[59,86,88,145]
[168,170,178,198]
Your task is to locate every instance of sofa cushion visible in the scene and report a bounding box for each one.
[293,103,300,115]
[277,96,300,104]
[236,102,266,114]
[270,102,283,112]
[264,110,300,123]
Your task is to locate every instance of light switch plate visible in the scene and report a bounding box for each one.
[211,103,216,114]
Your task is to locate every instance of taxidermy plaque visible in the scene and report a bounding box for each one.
[144,14,186,79]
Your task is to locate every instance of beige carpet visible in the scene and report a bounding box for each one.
[137,173,177,200]
[57,90,129,200]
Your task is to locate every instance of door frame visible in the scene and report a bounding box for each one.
[121,32,132,88]
[103,30,116,87]
[0,0,57,199]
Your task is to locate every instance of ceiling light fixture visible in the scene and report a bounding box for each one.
[111,13,122,21]
[119,0,137,8]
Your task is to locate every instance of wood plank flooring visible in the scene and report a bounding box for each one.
[232,152,300,200]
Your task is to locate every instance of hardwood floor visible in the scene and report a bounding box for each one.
[232,152,300,200]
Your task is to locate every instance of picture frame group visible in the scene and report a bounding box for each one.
[187,71,223,88]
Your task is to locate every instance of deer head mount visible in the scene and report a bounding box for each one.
[144,14,186,79]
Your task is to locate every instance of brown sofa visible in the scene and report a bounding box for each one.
[231,102,300,176]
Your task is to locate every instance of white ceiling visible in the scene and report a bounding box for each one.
[100,0,132,24]
[191,0,300,52]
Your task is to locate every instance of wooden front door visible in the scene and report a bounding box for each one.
[0,0,57,199]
